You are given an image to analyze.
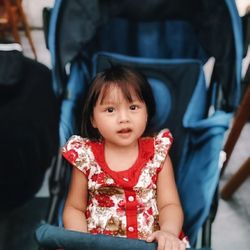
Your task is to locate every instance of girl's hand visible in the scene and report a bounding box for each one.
[146,230,186,250]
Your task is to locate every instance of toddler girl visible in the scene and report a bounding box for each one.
[61,65,189,250]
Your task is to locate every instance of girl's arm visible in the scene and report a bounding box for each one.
[63,167,88,232]
[157,155,183,235]
[147,155,186,250]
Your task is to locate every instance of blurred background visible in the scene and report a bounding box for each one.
[0,0,250,249]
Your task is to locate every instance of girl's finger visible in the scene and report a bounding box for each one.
[146,232,156,242]
[163,239,171,250]
[171,240,179,250]
[179,241,186,250]
[157,236,166,250]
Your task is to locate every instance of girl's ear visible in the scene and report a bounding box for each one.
[91,116,97,128]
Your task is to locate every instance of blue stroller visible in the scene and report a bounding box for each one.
[36,0,243,249]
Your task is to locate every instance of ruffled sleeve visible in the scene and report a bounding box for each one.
[61,135,94,176]
[154,129,173,165]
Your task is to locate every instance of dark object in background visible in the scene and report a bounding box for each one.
[0,46,59,211]
[42,7,51,50]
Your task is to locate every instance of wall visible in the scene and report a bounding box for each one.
[22,0,55,28]
[235,0,250,16]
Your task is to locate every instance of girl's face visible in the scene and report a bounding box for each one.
[91,85,148,148]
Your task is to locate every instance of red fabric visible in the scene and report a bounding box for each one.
[89,137,154,188]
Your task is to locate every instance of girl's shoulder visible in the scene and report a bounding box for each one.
[141,128,173,155]
[153,128,173,156]
[143,128,173,144]
[139,129,173,171]
[155,128,173,142]
[61,135,97,174]
[61,135,90,154]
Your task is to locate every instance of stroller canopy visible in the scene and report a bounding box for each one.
[50,0,242,111]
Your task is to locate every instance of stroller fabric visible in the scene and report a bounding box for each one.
[39,0,243,248]
[52,0,242,111]
[36,223,211,250]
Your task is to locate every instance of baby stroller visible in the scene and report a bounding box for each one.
[36,0,243,249]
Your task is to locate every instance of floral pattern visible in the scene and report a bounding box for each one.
[61,129,174,240]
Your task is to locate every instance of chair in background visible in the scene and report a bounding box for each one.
[220,12,250,200]
[0,0,37,59]
[220,81,250,200]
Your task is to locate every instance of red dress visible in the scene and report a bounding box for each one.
[62,129,189,246]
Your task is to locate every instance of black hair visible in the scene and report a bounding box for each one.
[81,64,155,139]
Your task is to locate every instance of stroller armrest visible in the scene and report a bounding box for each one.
[35,223,156,250]
[35,223,210,250]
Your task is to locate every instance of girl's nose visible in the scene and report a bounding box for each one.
[118,110,130,123]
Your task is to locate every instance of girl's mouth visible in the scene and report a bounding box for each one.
[117,128,132,134]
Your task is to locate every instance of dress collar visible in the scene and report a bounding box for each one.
[88,137,154,187]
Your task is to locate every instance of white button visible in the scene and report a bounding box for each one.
[128,226,134,232]
[123,177,129,182]
[128,196,134,202]
[106,178,114,184]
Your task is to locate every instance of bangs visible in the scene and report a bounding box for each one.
[99,81,144,104]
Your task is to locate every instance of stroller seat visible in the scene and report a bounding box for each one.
[36,0,243,249]
[37,51,229,250]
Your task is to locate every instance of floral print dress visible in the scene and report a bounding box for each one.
[62,129,189,246]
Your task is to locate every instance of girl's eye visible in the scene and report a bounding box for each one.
[130,104,139,110]
[105,107,114,113]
